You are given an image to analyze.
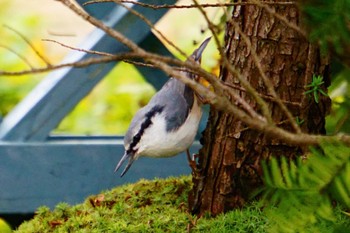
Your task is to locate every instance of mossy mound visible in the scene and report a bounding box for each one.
[15,176,268,232]
[0,218,12,233]
[15,175,350,232]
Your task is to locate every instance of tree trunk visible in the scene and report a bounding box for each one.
[189,1,331,216]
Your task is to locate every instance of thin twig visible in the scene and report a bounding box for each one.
[229,91,267,122]
[123,59,156,68]
[0,53,136,76]
[3,24,52,66]
[0,44,34,69]
[217,118,293,141]
[42,39,115,57]
[224,81,301,106]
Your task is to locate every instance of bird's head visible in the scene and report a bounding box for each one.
[188,37,211,64]
[185,37,211,87]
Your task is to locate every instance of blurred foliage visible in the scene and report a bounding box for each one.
[0,2,44,117]
[300,0,350,135]
[262,142,350,233]
[301,0,350,55]
[326,67,350,134]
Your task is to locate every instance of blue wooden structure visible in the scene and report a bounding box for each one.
[0,0,204,214]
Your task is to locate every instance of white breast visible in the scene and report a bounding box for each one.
[136,99,202,158]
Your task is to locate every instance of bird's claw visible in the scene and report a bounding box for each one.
[186,149,199,173]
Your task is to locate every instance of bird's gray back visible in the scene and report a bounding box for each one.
[150,78,194,131]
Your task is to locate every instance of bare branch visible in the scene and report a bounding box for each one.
[84,0,296,9]
[57,0,267,136]
[4,0,349,147]
[193,0,273,123]
[230,19,301,133]
[155,61,315,149]
[0,53,136,76]
[55,1,231,112]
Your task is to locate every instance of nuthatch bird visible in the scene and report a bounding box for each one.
[115,37,211,177]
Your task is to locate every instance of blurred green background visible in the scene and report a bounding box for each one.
[0,0,220,135]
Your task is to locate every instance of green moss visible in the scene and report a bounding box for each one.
[16,176,192,233]
[0,218,12,233]
[194,205,267,233]
[15,176,349,233]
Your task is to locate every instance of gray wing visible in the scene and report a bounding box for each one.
[125,77,195,147]
[149,78,194,132]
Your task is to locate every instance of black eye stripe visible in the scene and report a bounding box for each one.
[127,105,164,153]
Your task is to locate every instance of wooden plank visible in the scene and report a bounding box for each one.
[0,136,199,213]
[0,0,175,142]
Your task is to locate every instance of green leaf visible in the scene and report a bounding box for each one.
[304,89,315,95]
[314,90,319,103]
[281,157,292,188]
[318,89,329,97]
[271,158,284,188]
[334,178,350,206]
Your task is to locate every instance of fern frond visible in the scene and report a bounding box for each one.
[262,142,350,232]
[329,160,350,207]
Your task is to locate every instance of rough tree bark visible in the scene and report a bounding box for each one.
[189,1,331,216]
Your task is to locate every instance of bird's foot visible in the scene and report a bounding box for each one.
[186,149,199,172]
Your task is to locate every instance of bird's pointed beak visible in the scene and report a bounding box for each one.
[114,151,135,177]
[192,37,211,62]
